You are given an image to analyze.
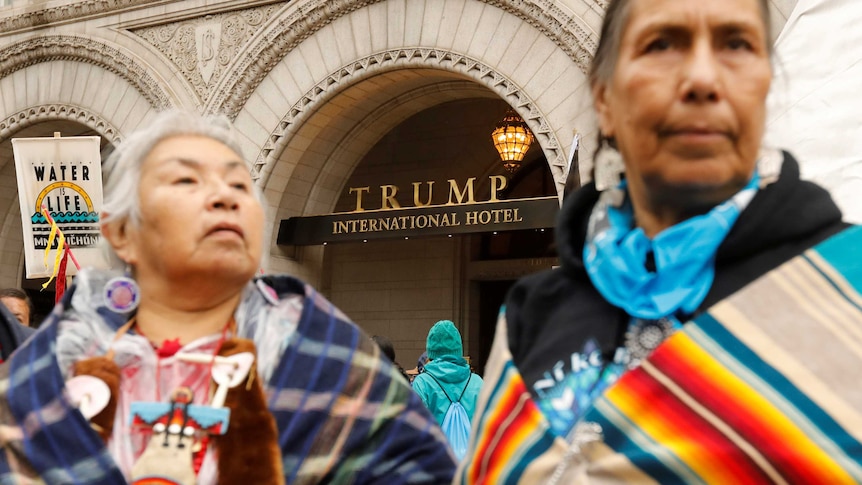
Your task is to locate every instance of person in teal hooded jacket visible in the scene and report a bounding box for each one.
[412,320,484,427]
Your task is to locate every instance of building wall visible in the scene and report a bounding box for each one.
[324,236,462,367]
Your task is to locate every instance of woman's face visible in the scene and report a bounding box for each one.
[116,135,264,288]
[594,0,772,209]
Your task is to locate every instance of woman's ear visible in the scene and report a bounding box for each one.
[592,82,615,138]
[100,217,137,265]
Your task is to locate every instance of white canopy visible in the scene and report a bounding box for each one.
[766,0,862,223]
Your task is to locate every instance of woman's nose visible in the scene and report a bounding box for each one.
[682,42,720,103]
[208,181,240,211]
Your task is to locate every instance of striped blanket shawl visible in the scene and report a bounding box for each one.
[0,271,456,484]
[458,225,862,484]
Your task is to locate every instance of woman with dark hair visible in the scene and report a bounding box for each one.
[457,0,862,483]
[371,334,410,382]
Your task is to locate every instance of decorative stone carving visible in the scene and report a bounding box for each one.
[195,21,222,85]
[209,0,599,119]
[133,5,282,102]
[251,49,567,192]
[0,0,156,34]
[0,104,122,143]
[0,35,172,110]
[486,0,598,67]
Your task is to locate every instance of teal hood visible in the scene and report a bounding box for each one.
[426,320,463,360]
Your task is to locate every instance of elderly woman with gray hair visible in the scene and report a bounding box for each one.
[0,110,456,484]
[457,0,862,483]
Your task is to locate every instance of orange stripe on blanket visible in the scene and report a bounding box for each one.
[652,333,854,483]
[606,365,770,483]
[468,369,544,485]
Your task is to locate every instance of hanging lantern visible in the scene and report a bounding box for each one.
[491,108,535,173]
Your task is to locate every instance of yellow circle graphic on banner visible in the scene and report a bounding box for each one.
[34,181,94,213]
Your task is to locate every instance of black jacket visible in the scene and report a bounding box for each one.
[505,152,848,391]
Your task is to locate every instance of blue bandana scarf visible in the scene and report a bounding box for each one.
[584,173,760,320]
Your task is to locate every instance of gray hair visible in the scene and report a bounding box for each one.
[100,110,259,267]
[589,0,772,87]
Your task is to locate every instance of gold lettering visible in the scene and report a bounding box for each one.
[380,218,390,231]
[348,220,359,232]
[360,219,369,232]
[466,211,478,225]
[349,187,370,212]
[446,178,476,205]
[413,181,434,207]
[369,219,379,232]
[416,215,428,229]
[381,185,401,209]
[491,209,504,223]
[478,211,492,224]
[490,175,507,202]
[513,208,523,222]
[334,221,349,234]
[503,209,514,223]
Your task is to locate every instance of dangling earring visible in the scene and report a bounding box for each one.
[594,136,625,192]
[104,265,140,313]
[756,146,783,188]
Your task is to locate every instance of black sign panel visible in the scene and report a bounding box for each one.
[278,196,560,245]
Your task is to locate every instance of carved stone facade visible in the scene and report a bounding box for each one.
[0,104,121,142]
[133,3,283,103]
[0,35,172,110]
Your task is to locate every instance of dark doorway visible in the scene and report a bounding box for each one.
[475,280,515,377]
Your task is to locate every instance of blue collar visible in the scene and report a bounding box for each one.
[583,174,759,319]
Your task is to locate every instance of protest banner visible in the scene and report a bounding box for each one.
[12,134,106,279]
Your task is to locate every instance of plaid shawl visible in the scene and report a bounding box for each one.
[0,270,456,484]
[457,226,862,484]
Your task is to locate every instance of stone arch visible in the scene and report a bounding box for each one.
[225,0,601,279]
[208,0,603,118]
[0,104,122,145]
[256,49,565,191]
[261,70,524,282]
[0,35,173,110]
[224,0,604,203]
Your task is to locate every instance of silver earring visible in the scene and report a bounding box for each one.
[104,265,140,313]
[756,147,783,188]
[594,137,625,192]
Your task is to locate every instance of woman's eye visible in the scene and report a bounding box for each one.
[231,182,249,191]
[174,177,196,185]
[726,37,753,51]
[644,37,672,53]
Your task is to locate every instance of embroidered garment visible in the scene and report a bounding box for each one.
[535,173,759,436]
[0,269,456,484]
[511,152,845,445]
[456,226,862,484]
